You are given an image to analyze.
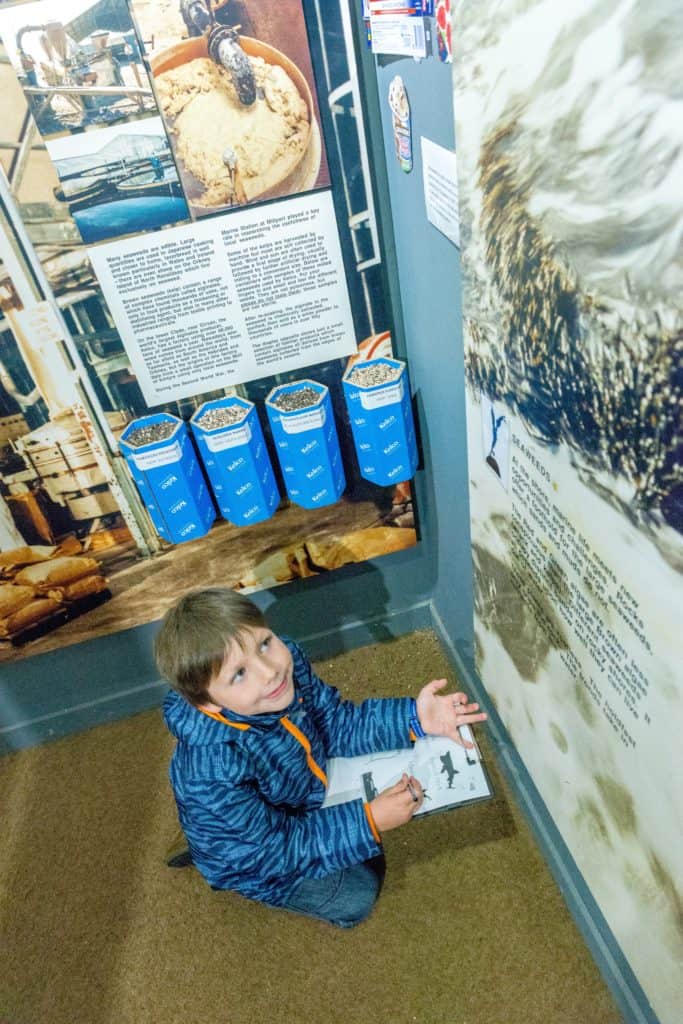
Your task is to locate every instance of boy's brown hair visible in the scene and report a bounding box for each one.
[154,587,266,705]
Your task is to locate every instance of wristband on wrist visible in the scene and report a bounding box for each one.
[409,697,426,739]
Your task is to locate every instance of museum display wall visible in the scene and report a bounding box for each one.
[448,3,681,1022]
[0,0,441,745]
[365,1,681,1020]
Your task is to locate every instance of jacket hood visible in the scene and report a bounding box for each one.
[163,688,300,746]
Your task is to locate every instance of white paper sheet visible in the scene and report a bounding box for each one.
[87,192,356,405]
[421,137,460,247]
[369,15,428,58]
[322,733,491,816]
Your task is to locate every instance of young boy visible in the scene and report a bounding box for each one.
[155,587,487,928]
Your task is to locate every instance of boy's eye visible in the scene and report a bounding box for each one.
[260,635,272,651]
[231,667,246,684]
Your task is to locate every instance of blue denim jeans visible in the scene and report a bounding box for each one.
[282,854,386,928]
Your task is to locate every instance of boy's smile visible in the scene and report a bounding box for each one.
[201,627,294,717]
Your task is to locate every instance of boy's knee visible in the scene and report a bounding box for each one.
[331,863,381,928]
[284,859,384,927]
[334,904,375,928]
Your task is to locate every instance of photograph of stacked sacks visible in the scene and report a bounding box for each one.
[0,538,109,643]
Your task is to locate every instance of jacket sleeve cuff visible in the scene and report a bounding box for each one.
[408,697,426,741]
[363,800,381,845]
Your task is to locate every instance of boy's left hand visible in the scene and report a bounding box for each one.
[416,679,488,748]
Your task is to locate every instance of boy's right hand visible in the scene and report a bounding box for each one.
[369,773,424,833]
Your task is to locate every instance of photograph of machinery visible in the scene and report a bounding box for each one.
[46,117,189,243]
[131,0,329,215]
[0,253,136,646]
[0,0,156,139]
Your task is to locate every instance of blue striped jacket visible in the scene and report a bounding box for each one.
[163,639,414,906]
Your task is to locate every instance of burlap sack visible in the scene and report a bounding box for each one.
[63,575,108,601]
[0,583,35,619]
[0,597,62,637]
[15,556,100,590]
[238,546,314,589]
[0,545,56,569]
[305,527,417,570]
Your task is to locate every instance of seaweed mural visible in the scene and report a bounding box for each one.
[456,2,683,531]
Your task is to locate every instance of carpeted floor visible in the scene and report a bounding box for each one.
[0,630,622,1024]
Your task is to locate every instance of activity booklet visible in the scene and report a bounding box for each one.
[321,727,493,817]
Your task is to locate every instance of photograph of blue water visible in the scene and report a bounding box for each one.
[47,117,190,245]
[73,195,189,243]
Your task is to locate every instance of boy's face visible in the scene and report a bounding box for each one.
[201,627,294,717]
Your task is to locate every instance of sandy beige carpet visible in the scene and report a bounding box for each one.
[0,630,622,1024]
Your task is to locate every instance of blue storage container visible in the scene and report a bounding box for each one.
[265,380,346,509]
[119,413,216,544]
[342,357,418,486]
[190,397,280,526]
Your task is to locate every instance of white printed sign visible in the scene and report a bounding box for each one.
[421,137,460,247]
[369,15,428,57]
[88,193,356,405]
[359,379,404,410]
[132,441,183,470]
[205,423,252,451]
[280,406,327,434]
